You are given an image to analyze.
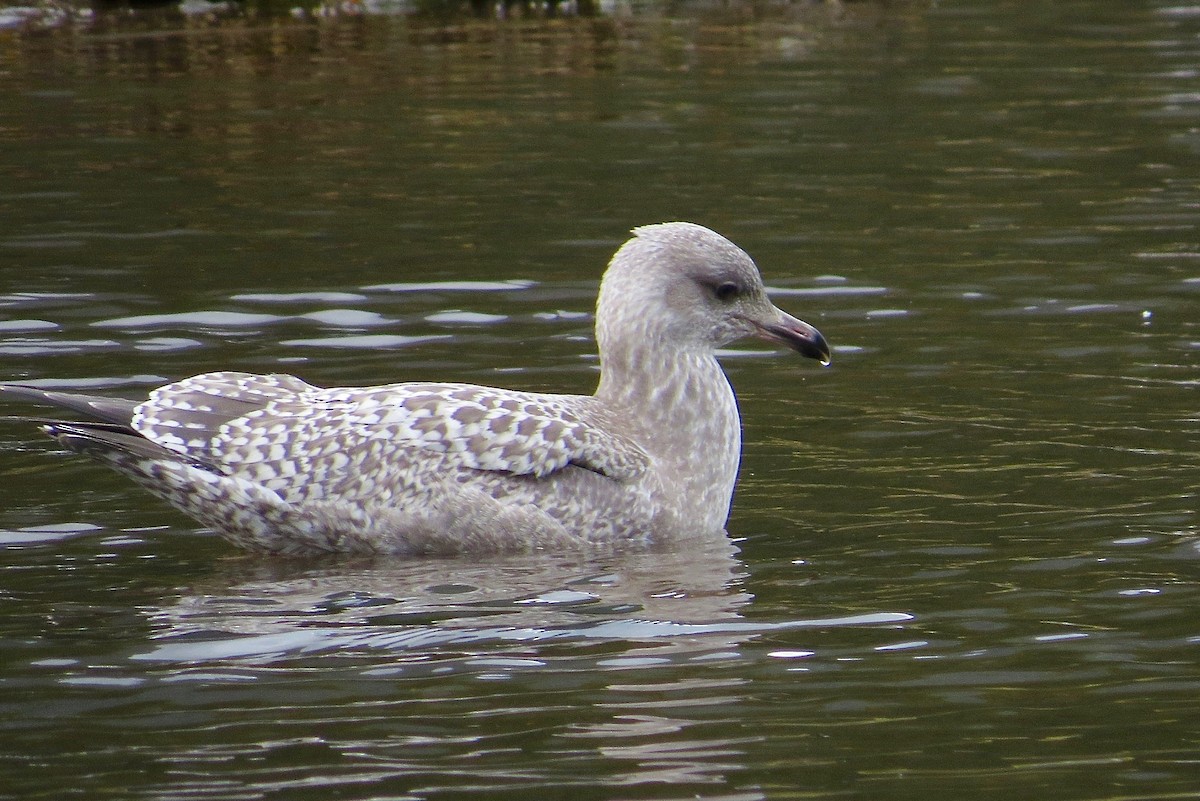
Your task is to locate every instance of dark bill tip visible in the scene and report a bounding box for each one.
[755,314,832,366]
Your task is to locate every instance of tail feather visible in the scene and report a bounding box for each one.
[0,384,139,427]
[41,422,216,472]
[2,382,220,476]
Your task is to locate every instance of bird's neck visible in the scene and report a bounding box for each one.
[595,342,742,530]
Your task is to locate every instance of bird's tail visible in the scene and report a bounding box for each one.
[0,384,140,427]
[39,421,211,471]
[1,383,213,472]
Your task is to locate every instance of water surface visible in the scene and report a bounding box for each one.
[1,2,1198,799]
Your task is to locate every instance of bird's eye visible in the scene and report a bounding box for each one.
[714,282,740,302]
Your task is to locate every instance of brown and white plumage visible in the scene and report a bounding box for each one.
[1,222,830,556]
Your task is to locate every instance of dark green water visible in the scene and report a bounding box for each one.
[1,1,1197,798]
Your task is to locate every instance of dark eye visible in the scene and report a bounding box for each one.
[714,282,740,302]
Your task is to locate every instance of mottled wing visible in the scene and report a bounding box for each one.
[132,373,649,501]
[133,371,319,457]
[322,383,650,480]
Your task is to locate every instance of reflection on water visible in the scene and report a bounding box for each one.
[2,1,1200,799]
[133,541,908,663]
[5,532,912,798]
[145,541,754,652]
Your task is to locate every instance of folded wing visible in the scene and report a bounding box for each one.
[129,372,649,503]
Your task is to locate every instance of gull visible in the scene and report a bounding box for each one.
[1,222,830,555]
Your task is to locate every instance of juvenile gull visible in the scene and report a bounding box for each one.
[1,223,830,556]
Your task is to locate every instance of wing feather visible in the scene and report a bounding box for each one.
[131,373,650,498]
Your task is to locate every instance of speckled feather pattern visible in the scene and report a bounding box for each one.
[113,370,661,554]
[4,222,827,556]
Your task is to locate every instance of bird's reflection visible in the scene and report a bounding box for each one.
[138,537,756,663]
[130,535,910,796]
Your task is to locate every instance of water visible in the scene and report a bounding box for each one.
[1,1,1198,798]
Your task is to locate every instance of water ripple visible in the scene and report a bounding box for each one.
[91,311,287,330]
[364,280,536,293]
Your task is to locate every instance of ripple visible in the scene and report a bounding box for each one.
[91,311,286,329]
[425,311,509,325]
[0,522,102,546]
[0,338,122,356]
[297,309,395,327]
[988,300,1146,317]
[875,639,931,652]
[132,611,913,664]
[1034,632,1090,643]
[0,319,59,332]
[515,589,601,606]
[59,675,145,688]
[280,334,451,349]
[766,285,889,298]
[2,229,208,248]
[0,191,79,201]
[232,291,370,304]
[131,337,205,352]
[532,310,591,321]
[135,631,332,662]
[0,292,94,309]
[1158,5,1200,18]
[0,235,86,249]
[363,279,536,293]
